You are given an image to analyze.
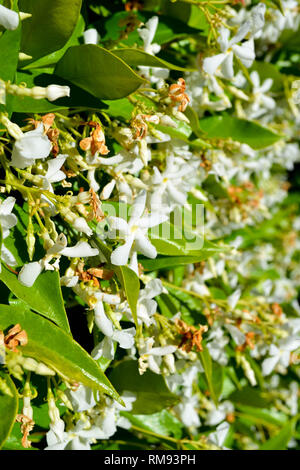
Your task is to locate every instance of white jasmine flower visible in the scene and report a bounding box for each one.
[123,278,165,326]
[92,293,136,359]
[246,71,276,120]
[11,124,52,169]
[138,16,160,55]
[174,395,200,428]
[65,385,97,412]
[148,155,195,214]
[262,335,300,376]
[18,234,99,287]
[45,419,105,450]
[92,327,136,361]
[138,337,177,375]
[207,326,229,366]
[109,190,168,274]
[205,401,234,426]
[203,25,255,80]
[0,4,19,30]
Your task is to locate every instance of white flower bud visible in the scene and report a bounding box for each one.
[46,85,70,102]
[0,115,23,140]
[83,28,100,45]
[164,353,176,374]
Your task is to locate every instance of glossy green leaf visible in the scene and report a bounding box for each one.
[109,360,179,414]
[229,386,270,409]
[122,409,183,439]
[19,0,82,61]
[22,15,85,69]
[11,69,105,113]
[198,345,223,406]
[0,305,121,403]
[0,11,20,82]
[0,265,70,333]
[117,266,140,327]
[199,115,283,149]
[0,371,19,449]
[55,45,146,100]
[237,405,288,427]
[0,1,21,114]
[113,48,193,72]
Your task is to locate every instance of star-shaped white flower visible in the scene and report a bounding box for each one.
[203,24,255,80]
[108,190,167,274]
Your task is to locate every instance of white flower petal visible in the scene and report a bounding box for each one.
[203,53,226,76]
[94,301,114,337]
[18,261,43,287]
[0,197,16,216]
[134,233,157,259]
[111,235,134,266]
[221,52,234,80]
[60,242,99,258]
[0,5,19,30]
[262,355,279,376]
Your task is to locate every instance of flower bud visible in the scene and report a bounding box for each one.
[83,28,100,45]
[46,85,70,102]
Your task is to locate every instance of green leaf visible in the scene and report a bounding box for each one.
[113,48,193,72]
[122,409,183,439]
[55,45,146,100]
[0,265,70,333]
[19,0,82,61]
[109,360,179,414]
[117,266,140,327]
[160,1,206,31]
[0,305,121,403]
[198,345,223,406]
[0,16,20,82]
[229,386,270,409]
[237,405,288,427]
[11,69,105,113]
[0,371,19,449]
[22,15,85,69]
[102,98,134,120]
[199,114,283,149]
[260,419,297,450]
[0,1,21,114]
